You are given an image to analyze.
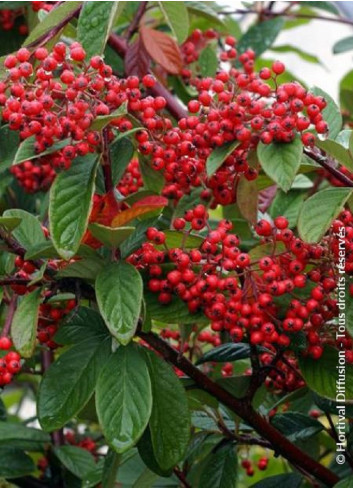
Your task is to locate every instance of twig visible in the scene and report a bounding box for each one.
[218,7,353,28]
[304,149,353,188]
[125,1,148,40]
[138,330,339,487]
[1,294,17,337]
[173,468,191,488]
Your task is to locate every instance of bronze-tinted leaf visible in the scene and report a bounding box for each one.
[140,26,182,75]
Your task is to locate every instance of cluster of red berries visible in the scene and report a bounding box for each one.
[0,8,27,35]
[10,256,40,295]
[129,205,352,376]
[241,457,269,477]
[0,2,54,35]
[0,337,21,387]
[0,43,166,193]
[137,32,329,205]
[38,300,76,349]
[65,430,97,455]
[11,157,57,193]
[180,28,219,74]
[117,157,143,197]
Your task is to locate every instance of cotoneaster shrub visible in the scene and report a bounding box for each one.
[0,1,353,488]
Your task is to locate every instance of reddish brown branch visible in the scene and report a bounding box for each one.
[138,331,339,487]
[305,148,353,187]
[125,1,148,40]
[219,7,353,28]
[1,295,17,337]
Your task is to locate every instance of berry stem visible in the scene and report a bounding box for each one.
[138,330,339,487]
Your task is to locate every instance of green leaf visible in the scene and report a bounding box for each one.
[299,346,353,400]
[186,1,224,27]
[298,187,353,242]
[335,476,353,488]
[144,290,206,325]
[111,137,135,186]
[206,140,239,176]
[270,190,305,228]
[174,187,204,218]
[271,412,324,442]
[0,421,50,451]
[24,1,82,46]
[311,87,342,139]
[96,344,152,453]
[54,306,110,345]
[0,125,20,172]
[199,45,218,77]
[13,137,71,166]
[57,257,105,281]
[3,209,45,249]
[222,17,242,39]
[334,36,353,54]
[162,230,203,249]
[24,242,58,260]
[38,338,111,431]
[0,216,21,231]
[96,261,143,345]
[0,2,30,9]
[315,138,353,171]
[257,136,303,192]
[49,154,99,260]
[196,343,268,365]
[159,1,189,44]
[89,102,128,131]
[144,348,190,470]
[300,1,339,15]
[139,156,164,193]
[236,177,258,224]
[138,427,173,477]
[0,447,35,479]
[271,44,321,65]
[89,223,135,248]
[199,443,237,488]
[11,288,41,358]
[54,445,96,479]
[78,1,120,58]
[237,17,285,57]
[251,473,302,488]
